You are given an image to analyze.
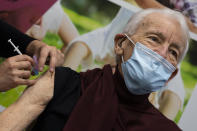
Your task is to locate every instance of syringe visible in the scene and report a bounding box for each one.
[8,39,39,75]
[8,39,22,55]
[7,39,23,95]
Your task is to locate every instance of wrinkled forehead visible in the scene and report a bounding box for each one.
[139,12,185,37]
[136,12,187,53]
[138,13,182,34]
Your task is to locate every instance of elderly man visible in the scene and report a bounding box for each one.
[31,8,189,131]
[63,4,186,120]
[0,8,189,131]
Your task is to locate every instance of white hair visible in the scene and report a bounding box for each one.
[123,8,190,63]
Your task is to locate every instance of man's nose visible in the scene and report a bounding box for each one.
[153,45,168,59]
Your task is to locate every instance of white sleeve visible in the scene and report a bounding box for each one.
[65,7,134,69]
[42,1,64,34]
[104,7,134,58]
[68,7,134,61]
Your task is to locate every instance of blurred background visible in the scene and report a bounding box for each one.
[0,0,196,124]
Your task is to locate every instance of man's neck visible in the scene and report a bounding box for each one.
[117,63,124,77]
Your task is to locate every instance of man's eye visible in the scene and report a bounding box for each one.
[148,36,160,43]
[169,49,178,59]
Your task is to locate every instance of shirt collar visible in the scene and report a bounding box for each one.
[113,65,150,106]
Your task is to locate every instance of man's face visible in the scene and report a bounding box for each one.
[116,12,187,67]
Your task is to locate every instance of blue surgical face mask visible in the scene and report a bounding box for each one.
[121,34,176,95]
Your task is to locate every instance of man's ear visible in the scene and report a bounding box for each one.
[168,68,178,82]
[114,34,126,55]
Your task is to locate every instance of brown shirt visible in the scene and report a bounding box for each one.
[64,65,181,131]
[33,65,181,131]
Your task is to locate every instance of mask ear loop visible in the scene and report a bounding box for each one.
[124,34,136,46]
[122,55,125,63]
[122,34,136,63]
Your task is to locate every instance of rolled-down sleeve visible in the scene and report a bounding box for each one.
[0,20,35,58]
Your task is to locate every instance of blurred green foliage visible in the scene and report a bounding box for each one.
[0,86,26,107]
[61,0,119,25]
[43,32,63,49]
[63,7,105,34]
[188,40,197,65]
[181,61,197,89]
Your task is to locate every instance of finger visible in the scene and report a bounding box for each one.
[15,70,32,79]
[14,61,33,71]
[49,49,56,72]
[15,78,36,86]
[38,47,49,71]
[14,55,34,66]
[38,69,55,83]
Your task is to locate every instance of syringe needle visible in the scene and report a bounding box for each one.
[8,39,39,75]
[7,39,23,95]
[8,39,22,55]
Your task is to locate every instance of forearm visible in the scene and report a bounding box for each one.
[0,70,54,131]
[185,16,197,34]
[133,0,197,33]
[158,90,181,120]
[0,100,44,131]
[63,41,90,70]
[59,13,79,52]
[134,0,165,9]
